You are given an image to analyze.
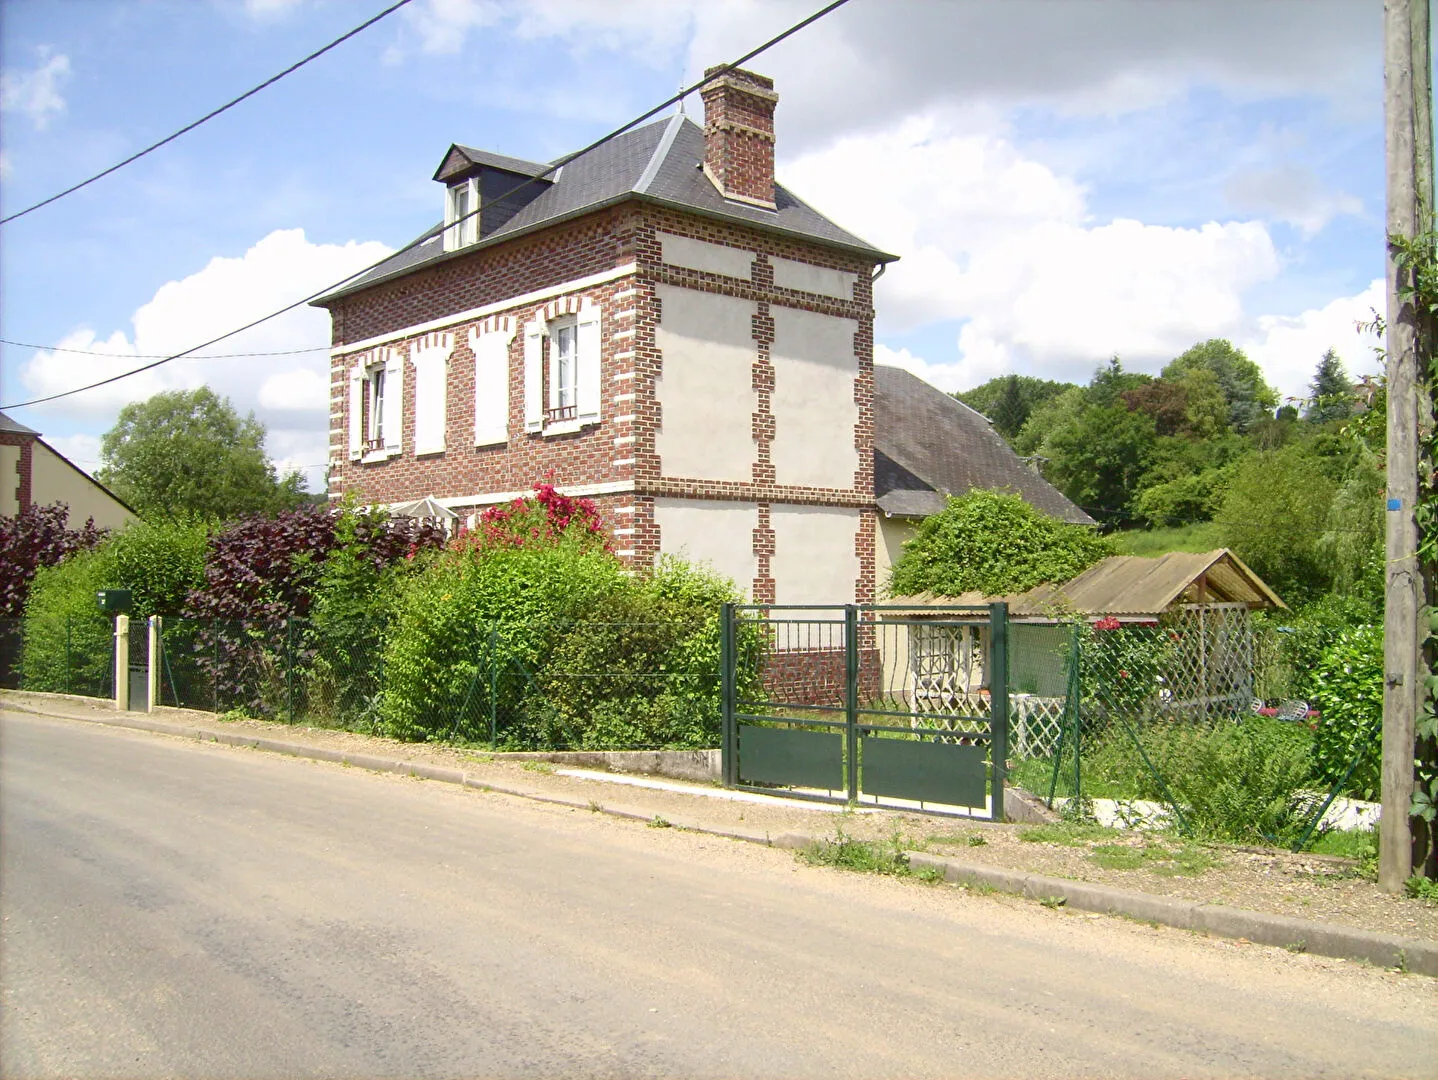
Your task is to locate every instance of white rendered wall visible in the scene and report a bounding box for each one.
[770,504,860,606]
[0,445,18,516]
[770,256,857,301]
[876,515,915,591]
[770,306,859,490]
[654,283,756,482]
[653,497,757,595]
[660,233,753,279]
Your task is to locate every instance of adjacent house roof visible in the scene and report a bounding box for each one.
[316,115,896,305]
[873,366,1094,526]
[887,548,1286,618]
[0,411,39,436]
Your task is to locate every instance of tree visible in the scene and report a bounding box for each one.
[97,388,306,520]
[1306,348,1353,424]
[1087,356,1151,408]
[1043,404,1158,524]
[887,490,1114,598]
[989,375,1030,439]
[1217,443,1337,604]
[1162,339,1278,433]
[953,374,1074,433]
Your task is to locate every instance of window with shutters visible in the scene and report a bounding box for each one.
[350,349,404,462]
[524,300,601,437]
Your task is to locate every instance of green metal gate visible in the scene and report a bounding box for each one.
[720,603,1009,819]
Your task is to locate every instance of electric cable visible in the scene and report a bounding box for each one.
[0,0,415,226]
[1,0,854,411]
[0,338,329,359]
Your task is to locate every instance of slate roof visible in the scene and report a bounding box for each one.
[317,115,895,304]
[0,410,39,436]
[886,549,1286,617]
[873,366,1094,526]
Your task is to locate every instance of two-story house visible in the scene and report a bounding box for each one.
[317,66,1088,605]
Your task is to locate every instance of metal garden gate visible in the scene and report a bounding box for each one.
[720,603,1009,819]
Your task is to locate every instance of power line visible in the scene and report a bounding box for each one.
[0,338,329,359]
[1,0,854,411]
[0,0,414,226]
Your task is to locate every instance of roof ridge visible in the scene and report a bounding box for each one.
[634,113,686,196]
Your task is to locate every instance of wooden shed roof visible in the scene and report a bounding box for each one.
[886,549,1286,619]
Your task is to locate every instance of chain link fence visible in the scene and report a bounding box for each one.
[1003,611,1380,848]
[0,616,114,698]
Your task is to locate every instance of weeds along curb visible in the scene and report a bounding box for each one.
[905,851,1438,977]
[9,696,1436,978]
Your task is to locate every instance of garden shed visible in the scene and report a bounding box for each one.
[883,549,1287,756]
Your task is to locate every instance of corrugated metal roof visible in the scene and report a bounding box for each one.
[886,549,1286,617]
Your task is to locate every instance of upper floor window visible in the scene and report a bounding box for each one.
[364,365,386,451]
[348,349,403,462]
[548,319,577,423]
[444,177,479,251]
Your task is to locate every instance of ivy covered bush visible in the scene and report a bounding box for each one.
[888,489,1114,598]
[1307,623,1383,800]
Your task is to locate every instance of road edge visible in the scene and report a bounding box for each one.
[6,696,1435,977]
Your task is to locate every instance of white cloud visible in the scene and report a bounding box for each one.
[1,46,71,131]
[1242,279,1385,404]
[17,228,392,491]
[243,0,304,16]
[787,117,1280,391]
[1225,165,1364,235]
[391,0,689,60]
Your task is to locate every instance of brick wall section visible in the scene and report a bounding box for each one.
[759,646,882,709]
[323,199,879,603]
[0,431,35,510]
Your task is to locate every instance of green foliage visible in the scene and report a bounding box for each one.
[955,374,1075,441]
[1316,446,1384,606]
[1308,624,1383,800]
[1134,469,1228,528]
[887,490,1114,598]
[97,387,306,520]
[109,517,210,616]
[989,375,1030,439]
[1162,339,1278,433]
[1111,522,1226,557]
[801,826,916,877]
[1217,443,1337,603]
[21,547,119,695]
[377,539,625,741]
[1041,404,1157,523]
[1306,348,1353,424]
[1406,875,1438,903]
[1080,621,1176,718]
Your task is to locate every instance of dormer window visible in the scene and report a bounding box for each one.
[445,177,479,250]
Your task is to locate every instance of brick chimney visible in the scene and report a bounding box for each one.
[700,66,778,209]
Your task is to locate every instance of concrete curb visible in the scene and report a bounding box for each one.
[7,694,1436,977]
[904,851,1438,977]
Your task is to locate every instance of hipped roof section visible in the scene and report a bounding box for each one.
[886,549,1286,619]
[316,115,897,306]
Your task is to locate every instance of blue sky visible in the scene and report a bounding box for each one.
[0,0,1397,489]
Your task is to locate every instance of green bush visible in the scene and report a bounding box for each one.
[109,517,210,616]
[1307,624,1383,800]
[22,547,120,695]
[377,539,627,741]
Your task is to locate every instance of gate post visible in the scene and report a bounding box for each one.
[147,616,161,713]
[844,605,859,804]
[720,603,736,788]
[113,614,128,711]
[989,602,1009,822]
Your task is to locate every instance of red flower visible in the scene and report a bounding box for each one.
[1094,615,1122,631]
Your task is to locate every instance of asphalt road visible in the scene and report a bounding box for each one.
[2,710,1435,1080]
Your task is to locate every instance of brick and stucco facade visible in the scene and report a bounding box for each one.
[317,69,892,606]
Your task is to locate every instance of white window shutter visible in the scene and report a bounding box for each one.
[383,350,404,455]
[576,301,602,425]
[348,361,364,460]
[523,320,544,432]
[472,321,514,446]
[412,336,450,456]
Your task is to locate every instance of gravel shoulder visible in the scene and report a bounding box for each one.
[5,690,1434,944]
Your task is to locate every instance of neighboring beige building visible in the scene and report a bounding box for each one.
[0,412,138,531]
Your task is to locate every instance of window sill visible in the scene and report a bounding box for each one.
[360,449,399,464]
[541,418,596,437]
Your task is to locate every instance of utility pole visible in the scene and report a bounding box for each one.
[1381,0,1433,892]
